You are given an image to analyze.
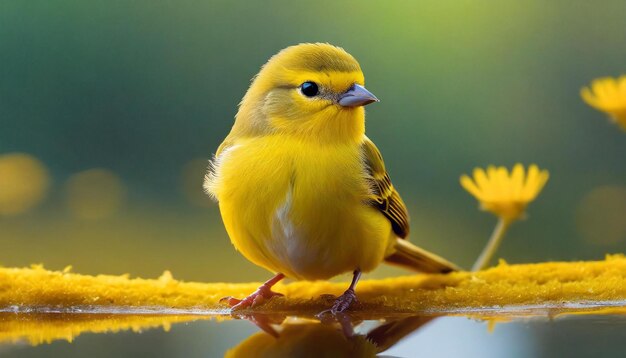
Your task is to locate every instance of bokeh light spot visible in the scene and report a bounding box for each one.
[576,186,626,245]
[0,153,50,216]
[180,158,212,208]
[65,169,126,220]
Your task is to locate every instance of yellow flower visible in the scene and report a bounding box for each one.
[460,164,549,221]
[0,153,50,216]
[581,76,626,130]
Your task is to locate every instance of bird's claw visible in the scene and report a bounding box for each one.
[330,289,357,314]
[220,296,242,306]
[316,289,358,318]
[220,285,284,311]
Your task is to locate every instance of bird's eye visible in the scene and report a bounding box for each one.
[300,82,319,97]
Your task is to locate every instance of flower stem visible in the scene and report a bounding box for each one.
[472,217,512,271]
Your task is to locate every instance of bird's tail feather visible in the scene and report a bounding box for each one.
[385,238,460,274]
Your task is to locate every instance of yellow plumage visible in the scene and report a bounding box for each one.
[205,43,457,311]
[208,134,394,280]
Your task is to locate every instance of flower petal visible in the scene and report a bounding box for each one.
[511,163,525,199]
[592,78,613,102]
[531,170,550,200]
[581,87,601,108]
[473,168,490,197]
[461,164,548,221]
[521,164,538,200]
[460,175,484,200]
[496,166,509,199]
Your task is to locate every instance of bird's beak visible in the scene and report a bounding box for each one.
[338,84,379,107]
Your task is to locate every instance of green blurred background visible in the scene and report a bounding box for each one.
[1,0,625,283]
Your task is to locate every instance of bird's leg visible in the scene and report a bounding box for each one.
[220,273,285,310]
[327,269,362,314]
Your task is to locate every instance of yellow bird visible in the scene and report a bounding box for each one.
[205,43,458,313]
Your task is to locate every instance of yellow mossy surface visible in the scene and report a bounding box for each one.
[1,256,626,315]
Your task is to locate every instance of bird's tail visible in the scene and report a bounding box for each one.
[385,238,461,274]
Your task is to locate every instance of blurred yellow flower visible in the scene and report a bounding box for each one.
[581,76,626,130]
[460,164,549,271]
[0,153,50,216]
[65,169,126,220]
[460,164,549,221]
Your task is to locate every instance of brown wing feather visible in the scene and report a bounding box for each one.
[361,137,410,238]
[362,138,460,273]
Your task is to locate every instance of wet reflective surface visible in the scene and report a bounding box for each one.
[2,305,626,357]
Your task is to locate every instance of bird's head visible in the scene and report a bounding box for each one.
[232,43,378,143]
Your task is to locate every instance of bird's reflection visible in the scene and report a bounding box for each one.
[226,312,437,358]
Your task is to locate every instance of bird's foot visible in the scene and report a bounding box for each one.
[317,289,358,317]
[331,289,357,313]
[220,285,284,311]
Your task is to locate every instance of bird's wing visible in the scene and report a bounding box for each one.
[362,137,460,273]
[361,137,410,238]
